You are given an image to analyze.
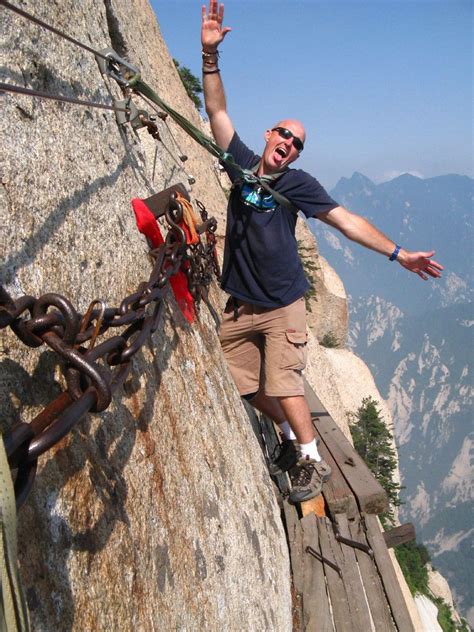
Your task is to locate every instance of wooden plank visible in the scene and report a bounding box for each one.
[283,500,305,617]
[316,415,388,515]
[303,377,387,514]
[284,499,304,629]
[347,517,396,631]
[301,494,326,518]
[383,523,416,549]
[301,514,333,632]
[317,517,354,632]
[304,377,330,416]
[312,422,358,519]
[335,514,374,632]
[364,514,415,632]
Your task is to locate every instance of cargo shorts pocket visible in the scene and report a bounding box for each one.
[280,330,308,371]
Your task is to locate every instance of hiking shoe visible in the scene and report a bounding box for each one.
[268,436,299,475]
[288,456,332,504]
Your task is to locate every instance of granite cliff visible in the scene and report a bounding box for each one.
[1,1,426,629]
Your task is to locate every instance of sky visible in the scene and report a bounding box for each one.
[151,0,472,190]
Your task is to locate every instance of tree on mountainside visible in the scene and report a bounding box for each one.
[350,398,469,631]
[349,396,402,524]
[174,59,203,110]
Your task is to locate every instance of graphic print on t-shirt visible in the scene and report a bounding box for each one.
[240,183,276,212]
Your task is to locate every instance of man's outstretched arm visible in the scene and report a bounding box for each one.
[319,206,443,280]
[201,1,234,150]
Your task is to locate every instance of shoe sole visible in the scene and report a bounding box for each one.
[288,486,322,504]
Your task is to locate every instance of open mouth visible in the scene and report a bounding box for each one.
[275,146,288,159]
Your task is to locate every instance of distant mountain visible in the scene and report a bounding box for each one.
[310,172,474,624]
[315,172,473,314]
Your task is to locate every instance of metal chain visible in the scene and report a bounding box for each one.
[1,195,219,509]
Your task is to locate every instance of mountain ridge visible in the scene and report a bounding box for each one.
[313,170,473,625]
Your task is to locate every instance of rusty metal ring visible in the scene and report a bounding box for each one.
[0,291,36,328]
[14,458,38,510]
[28,388,97,460]
[33,293,79,345]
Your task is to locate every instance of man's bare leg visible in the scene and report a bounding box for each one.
[250,391,314,444]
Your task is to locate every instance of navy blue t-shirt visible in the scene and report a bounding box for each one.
[221,133,338,308]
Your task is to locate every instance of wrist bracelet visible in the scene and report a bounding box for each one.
[389,244,401,261]
[202,49,219,58]
[203,68,220,75]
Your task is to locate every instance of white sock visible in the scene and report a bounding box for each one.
[299,440,321,462]
[277,421,297,441]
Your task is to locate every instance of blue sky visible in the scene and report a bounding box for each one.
[151,0,473,190]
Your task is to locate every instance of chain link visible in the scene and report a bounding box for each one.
[1,198,220,508]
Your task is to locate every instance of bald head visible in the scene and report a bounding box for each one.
[273,119,306,144]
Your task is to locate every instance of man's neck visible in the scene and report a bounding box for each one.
[256,162,287,178]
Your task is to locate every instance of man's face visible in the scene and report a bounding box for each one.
[260,119,306,174]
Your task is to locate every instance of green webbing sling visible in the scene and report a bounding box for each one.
[132,78,298,214]
[0,438,30,632]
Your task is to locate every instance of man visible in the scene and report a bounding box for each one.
[201,1,443,503]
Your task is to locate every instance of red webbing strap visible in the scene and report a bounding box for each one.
[131,198,195,323]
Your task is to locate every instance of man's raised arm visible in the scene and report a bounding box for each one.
[201,1,234,150]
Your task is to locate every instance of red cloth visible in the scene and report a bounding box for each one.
[132,198,195,323]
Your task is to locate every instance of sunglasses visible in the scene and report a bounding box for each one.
[271,127,304,152]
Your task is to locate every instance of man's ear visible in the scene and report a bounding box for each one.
[264,129,272,143]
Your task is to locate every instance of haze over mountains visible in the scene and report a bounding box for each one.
[311,172,474,624]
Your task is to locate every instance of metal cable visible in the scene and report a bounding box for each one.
[139,93,192,171]
[0,82,127,112]
[0,0,297,211]
[0,0,110,61]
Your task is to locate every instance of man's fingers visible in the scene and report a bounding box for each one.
[218,3,225,22]
[427,259,444,271]
[209,0,218,18]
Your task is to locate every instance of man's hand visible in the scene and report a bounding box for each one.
[201,1,231,52]
[397,250,444,280]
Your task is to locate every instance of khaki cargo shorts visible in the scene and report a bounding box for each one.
[219,296,308,398]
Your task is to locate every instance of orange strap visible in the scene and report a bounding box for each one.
[175,192,200,245]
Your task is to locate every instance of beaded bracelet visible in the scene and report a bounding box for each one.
[202,49,220,59]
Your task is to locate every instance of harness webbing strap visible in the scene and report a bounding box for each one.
[132,79,298,214]
[0,438,30,631]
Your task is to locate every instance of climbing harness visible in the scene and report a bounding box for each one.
[231,163,299,215]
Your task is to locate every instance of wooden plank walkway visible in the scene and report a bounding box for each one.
[266,379,417,632]
[365,514,415,632]
[347,516,397,631]
[304,377,388,515]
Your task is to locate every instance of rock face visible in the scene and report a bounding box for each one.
[1,2,416,630]
[296,220,349,346]
[1,2,289,629]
